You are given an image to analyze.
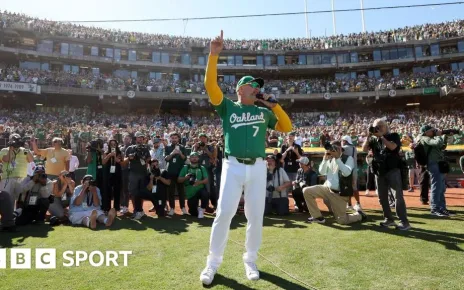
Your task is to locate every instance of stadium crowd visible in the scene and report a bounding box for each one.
[1,10,464,50]
[1,64,464,95]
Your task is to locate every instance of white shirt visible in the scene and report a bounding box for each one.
[318,156,354,191]
[295,136,303,146]
[69,155,80,172]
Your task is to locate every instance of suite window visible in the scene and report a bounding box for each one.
[235,55,243,66]
[161,52,169,64]
[40,63,50,71]
[91,46,99,56]
[60,43,69,55]
[393,68,400,76]
[63,65,71,72]
[415,46,423,58]
[138,51,151,61]
[350,52,358,63]
[227,56,235,66]
[298,55,307,65]
[152,52,161,63]
[131,71,137,79]
[277,55,285,66]
[264,55,272,66]
[389,48,398,60]
[19,61,40,70]
[198,56,205,65]
[321,54,336,65]
[92,68,100,75]
[69,44,84,56]
[106,48,114,58]
[350,72,357,79]
[458,41,464,53]
[256,56,263,65]
[373,50,381,61]
[337,53,350,64]
[381,49,390,60]
[430,44,440,56]
[128,50,137,61]
[182,53,191,65]
[114,49,121,61]
[37,40,53,53]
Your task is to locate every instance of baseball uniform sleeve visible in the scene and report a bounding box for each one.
[270,104,292,133]
[205,54,224,107]
[267,110,278,130]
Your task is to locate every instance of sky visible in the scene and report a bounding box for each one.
[1,0,462,39]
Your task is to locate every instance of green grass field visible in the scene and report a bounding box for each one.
[1,207,463,290]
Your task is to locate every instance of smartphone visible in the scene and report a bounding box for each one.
[175,145,180,151]
[111,148,116,153]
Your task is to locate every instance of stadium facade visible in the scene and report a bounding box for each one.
[0,22,464,114]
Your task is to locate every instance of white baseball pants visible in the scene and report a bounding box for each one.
[206,156,267,268]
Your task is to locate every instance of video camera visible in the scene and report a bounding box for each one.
[187,173,196,185]
[7,135,27,148]
[369,126,380,134]
[324,142,340,152]
[134,144,149,159]
[441,129,460,135]
[86,139,104,152]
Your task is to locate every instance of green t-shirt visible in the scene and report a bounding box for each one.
[309,136,320,148]
[36,128,46,141]
[165,144,187,175]
[213,98,277,159]
[351,135,359,147]
[179,165,209,199]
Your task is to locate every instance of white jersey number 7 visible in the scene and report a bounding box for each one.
[252,126,259,137]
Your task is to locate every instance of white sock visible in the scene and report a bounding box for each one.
[103,218,108,224]
[85,218,90,227]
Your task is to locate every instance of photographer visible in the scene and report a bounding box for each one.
[119,134,132,214]
[418,125,456,217]
[178,152,209,218]
[264,155,292,216]
[0,133,34,207]
[0,190,16,232]
[362,119,410,230]
[15,166,53,226]
[69,175,116,230]
[281,132,303,210]
[31,137,70,179]
[49,170,75,226]
[292,157,317,213]
[303,141,367,225]
[85,138,104,190]
[164,132,187,216]
[132,159,171,220]
[123,132,151,217]
[102,139,123,213]
[342,136,363,211]
[193,133,218,210]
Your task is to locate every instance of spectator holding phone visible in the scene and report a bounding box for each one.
[49,170,75,226]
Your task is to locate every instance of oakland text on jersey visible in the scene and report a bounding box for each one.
[229,112,266,129]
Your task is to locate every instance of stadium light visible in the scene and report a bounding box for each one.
[406,103,420,106]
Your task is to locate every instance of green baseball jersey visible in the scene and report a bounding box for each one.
[36,128,46,141]
[309,136,320,148]
[214,98,277,159]
[351,135,359,146]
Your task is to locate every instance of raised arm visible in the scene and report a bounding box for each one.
[205,30,224,106]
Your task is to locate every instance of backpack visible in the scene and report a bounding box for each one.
[413,142,432,166]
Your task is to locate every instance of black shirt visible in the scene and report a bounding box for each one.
[125,145,151,175]
[368,133,402,172]
[280,143,304,173]
[144,169,169,196]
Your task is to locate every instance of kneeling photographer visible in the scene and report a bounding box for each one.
[362,119,410,230]
[264,154,292,216]
[131,159,170,220]
[292,156,317,213]
[178,152,209,219]
[417,125,457,217]
[15,166,53,226]
[303,141,367,225]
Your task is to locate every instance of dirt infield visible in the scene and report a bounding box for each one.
[137,188,464,216]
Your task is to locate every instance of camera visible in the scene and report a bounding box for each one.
[134,144,148,159]
[188,173,196,186]
[151,167,161,178]
[266,185,275,192]
[199,141,206,147]
[89,180,97,187]
[7,136,25,148]
[324,141,335,151]
[369,126,380,134]
[442,129,460,135]
[86,140,103,152]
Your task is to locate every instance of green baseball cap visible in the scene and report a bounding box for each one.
[189,152,200,157]
[236,76,264,91]
[199,133,208,138]
[420,125,434,135]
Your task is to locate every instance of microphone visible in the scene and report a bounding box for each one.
[256,93,278,103]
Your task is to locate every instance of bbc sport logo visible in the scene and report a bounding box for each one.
[0,249,133,269]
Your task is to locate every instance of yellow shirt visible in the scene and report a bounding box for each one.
[0,148,29,178]
[39,148,70,176]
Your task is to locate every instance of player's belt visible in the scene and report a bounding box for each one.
[225,154,256,165]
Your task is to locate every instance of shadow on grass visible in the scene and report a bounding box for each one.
[324,209,464,252]
[203,274,257,289]
[0,224,55,248]
[260,271,312,290]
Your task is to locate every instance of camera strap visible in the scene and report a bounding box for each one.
[272,168,282,198]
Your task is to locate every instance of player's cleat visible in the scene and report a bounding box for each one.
[198,208,204,219]
[168,209,174,216]
[200,266,217,285]
[181,208,188,215]
[244,262,260,281]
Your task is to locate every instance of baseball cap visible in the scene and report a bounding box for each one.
[135,131,145,138]
[420,125,434,135]
[34,165,45,173]
[189,152,200,157]
[297,157,310,166]
[153,138,160,143]
[236,76,264,91]
[199,133,208,138]
[289,132,296,136]
[341,136,353,145]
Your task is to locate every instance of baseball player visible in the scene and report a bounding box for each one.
[199,30,292,285]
